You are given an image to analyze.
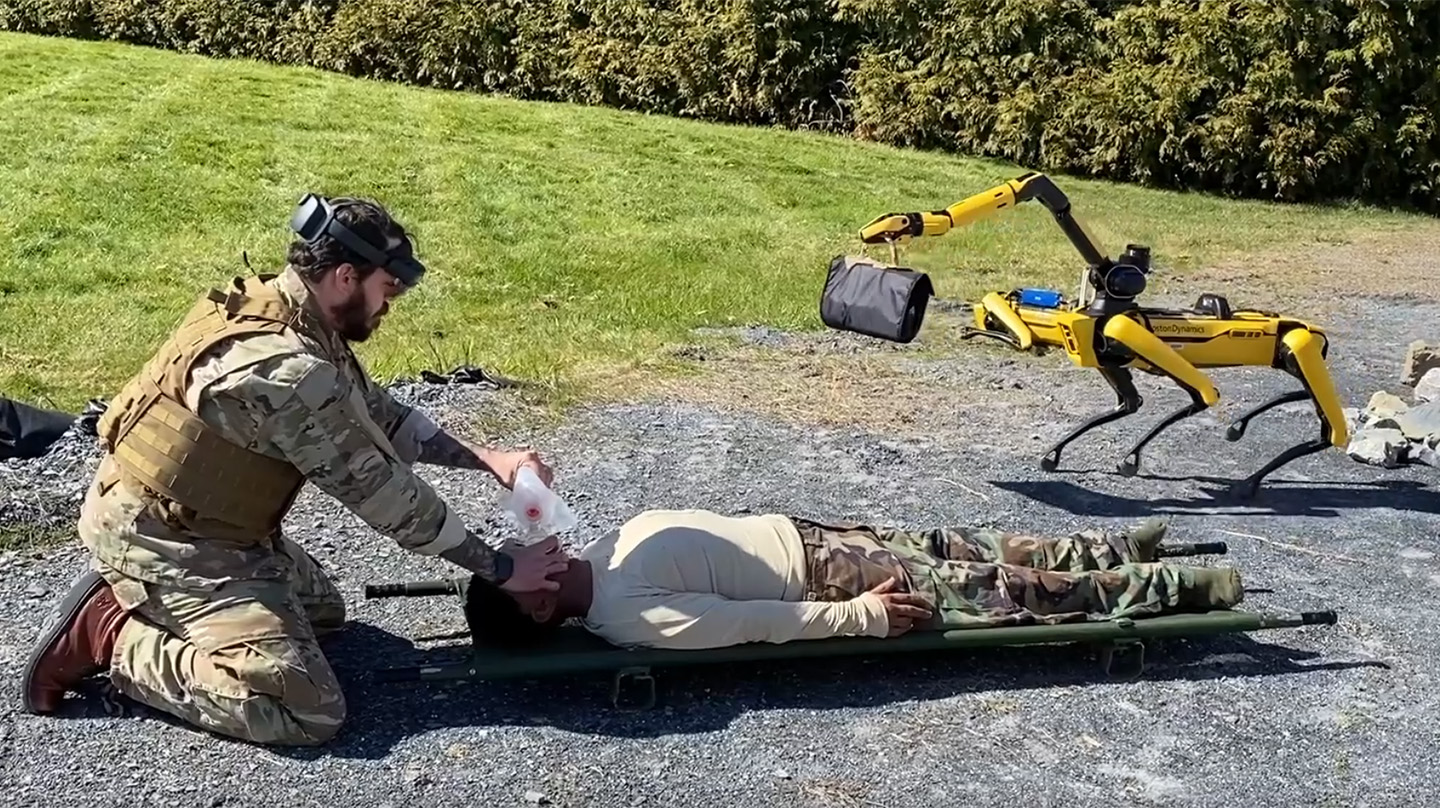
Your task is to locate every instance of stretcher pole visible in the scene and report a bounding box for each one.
[366,609,1338,708]
[365,579,465,598]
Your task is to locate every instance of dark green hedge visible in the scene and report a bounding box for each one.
[0,0,858,130]
[4,0,1438,211]
[842,0,1440,211]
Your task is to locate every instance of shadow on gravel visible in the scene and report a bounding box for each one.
[991,476,1440,517]
[241,620,1388,759]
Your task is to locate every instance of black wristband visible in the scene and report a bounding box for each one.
[494,552,514,585]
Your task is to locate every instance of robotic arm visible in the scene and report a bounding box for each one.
[859,171,1110,271]
[858,171,1160,313]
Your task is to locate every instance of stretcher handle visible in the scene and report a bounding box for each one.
[1154,541,1228,558]
[364,578,465,598]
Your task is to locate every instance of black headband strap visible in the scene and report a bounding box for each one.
[289,194,426,285]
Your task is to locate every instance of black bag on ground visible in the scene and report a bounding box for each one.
[0,396,77,460]
[819,254,934,343]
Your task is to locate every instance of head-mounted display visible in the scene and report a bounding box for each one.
[290,194,426,286]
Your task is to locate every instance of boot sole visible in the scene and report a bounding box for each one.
[19,569,107,714]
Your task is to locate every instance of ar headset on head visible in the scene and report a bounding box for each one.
[289,194,427,286]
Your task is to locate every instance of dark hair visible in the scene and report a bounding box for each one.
[463,574,566,649]
[286,196,410,282]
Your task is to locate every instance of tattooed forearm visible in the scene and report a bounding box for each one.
[438,532,512,583]
[416,428,488,470]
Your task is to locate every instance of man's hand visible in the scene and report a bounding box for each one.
[866,577,933,637]
[499,535,570,594]
[483,447,554,490]
[439,532,569,591]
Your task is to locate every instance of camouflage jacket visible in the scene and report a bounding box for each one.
[79,267,466,589]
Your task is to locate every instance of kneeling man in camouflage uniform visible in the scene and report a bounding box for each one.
[465,510,1243,650]
[20,194,569,745]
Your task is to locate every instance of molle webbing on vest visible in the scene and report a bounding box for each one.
[96,276,309,533]
[112,392,305,530]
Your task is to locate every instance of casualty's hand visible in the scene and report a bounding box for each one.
[866,577,933,637]
[485,448,554,489]
[499,535,570,594]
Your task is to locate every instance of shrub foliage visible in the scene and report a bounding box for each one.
[4,0,1437,210]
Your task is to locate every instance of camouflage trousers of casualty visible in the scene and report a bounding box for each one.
[95,535,347,746]
[791,517,1242,628]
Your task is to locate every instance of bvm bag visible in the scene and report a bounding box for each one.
[819,254,933,343]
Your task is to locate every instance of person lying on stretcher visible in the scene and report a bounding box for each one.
[465,509,1243,650]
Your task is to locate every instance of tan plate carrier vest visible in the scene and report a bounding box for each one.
[95,275,313,536]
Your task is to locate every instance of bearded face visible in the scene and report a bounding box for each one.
[334,282,388,341]
[326,266,404,342]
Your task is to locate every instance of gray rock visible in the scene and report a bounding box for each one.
[1347,426,1410,467]
[1392,400,1440,441]
[1402,340,1440,386]
[1415,367,1440,404]
[524,790,549,804]
[1413,443,1440,467]
[1363,391,1410,424]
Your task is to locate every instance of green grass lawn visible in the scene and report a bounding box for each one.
[0,32,1431,413]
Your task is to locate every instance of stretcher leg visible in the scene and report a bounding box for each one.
[1098,639,1146,680]
[612,667,657,710]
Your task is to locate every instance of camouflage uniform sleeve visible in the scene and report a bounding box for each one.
[224,353,467,557]
[360,381,439,464]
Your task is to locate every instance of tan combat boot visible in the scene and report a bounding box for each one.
[1177,566,1245,610]
[20,569,130,714]
[1122,518,1168,562]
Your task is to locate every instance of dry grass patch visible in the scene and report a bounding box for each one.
[1157,220,1440,316]
[592,308,1062,436]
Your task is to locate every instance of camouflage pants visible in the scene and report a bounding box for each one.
[97,534,347,746]
[791,517,1240,629]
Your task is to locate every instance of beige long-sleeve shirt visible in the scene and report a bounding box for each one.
[579,509,892,649]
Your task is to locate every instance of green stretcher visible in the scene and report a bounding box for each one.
[362,541,1339,709]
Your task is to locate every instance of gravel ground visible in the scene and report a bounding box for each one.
[2,292,1438,808]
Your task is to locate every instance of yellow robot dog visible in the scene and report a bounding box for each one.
[856,172,1349,499]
